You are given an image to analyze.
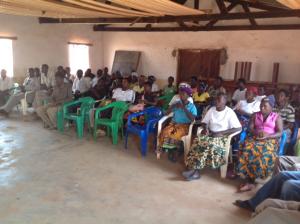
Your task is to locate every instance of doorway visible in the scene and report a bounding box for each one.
[176,49,221,84]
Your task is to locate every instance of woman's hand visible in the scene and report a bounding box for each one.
[257,132,270,140]
[201,128,209,136]
[175,102,184,109]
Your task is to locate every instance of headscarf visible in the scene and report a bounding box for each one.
[179,86,193,97]
[262,95,276,108]
[247,86,258,95]
[179,82,191,89]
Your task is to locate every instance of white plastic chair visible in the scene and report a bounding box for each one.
[189,127,241,179]
[156,112,195,157]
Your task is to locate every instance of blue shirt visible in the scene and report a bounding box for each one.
[172,102,197,124]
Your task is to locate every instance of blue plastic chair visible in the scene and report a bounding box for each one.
[125,107,163,157]
[239,130,288,156]
[287,120,299,154]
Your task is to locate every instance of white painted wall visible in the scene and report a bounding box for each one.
[102,31,300,85]
[0,14,103,80]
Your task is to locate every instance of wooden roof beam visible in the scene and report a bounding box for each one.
[205,1,238,28]
[241,2,257,26]
[39,9,300,24]
[93,23,300,32]
[225,0,289,11]
[216,0,228,14]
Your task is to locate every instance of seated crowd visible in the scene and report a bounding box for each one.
[0,65,300,215]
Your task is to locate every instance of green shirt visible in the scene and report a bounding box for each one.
[163,85,176,95]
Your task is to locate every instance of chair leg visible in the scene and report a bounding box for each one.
[57,111,64,132]
[125,132,129,149]
[111,126,118,145]
[120,124,124,139]
[141,136,148,157]
[93,124,97,141]
[76,119,84,139]
[220,164,228,179]
[220,146,231,178]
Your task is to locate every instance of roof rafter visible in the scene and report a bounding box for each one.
[241,2,257,26]
[93,24,300,32]
[39,9,300,24]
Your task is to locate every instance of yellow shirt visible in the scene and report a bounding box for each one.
[193,92,210,102]
[132,85,144,94]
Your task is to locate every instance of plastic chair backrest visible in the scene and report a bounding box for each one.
[290,120,299,148]
[159,94,175,110]
[278,130,287,156]
[144,107,163,121]
[111,101,129,121]
[65,97,94,116]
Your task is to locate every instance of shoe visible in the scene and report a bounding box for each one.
[182,170,195,178]
[185,170,201,181]
[233,200,254,212]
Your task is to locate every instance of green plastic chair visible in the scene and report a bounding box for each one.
[57,97,95,139]
[93,101,129,145]
[158,93,175,112]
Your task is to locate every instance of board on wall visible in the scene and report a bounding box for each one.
[111,50,141,75]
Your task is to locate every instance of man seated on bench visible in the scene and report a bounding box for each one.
[0,69,13,107]
[36,71,72,129]
[0,68,39,117]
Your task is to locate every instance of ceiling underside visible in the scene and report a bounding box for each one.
[0,0,204,18]
[1,0,300,31]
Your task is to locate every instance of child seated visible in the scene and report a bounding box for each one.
[192,82,209,118]
[162,76,177,96]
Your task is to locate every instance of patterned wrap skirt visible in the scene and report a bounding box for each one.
[158,123,189,152]
[237,136,279,180]
[185,135,228,170]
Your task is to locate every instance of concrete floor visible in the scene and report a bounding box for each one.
[0,116,253,224]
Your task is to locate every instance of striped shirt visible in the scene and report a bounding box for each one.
[274,103,295,123]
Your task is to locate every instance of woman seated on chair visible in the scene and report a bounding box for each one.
[234,86,261,128]
[183,93,242,181]
[237,96,283,192]
[157,86,197,161]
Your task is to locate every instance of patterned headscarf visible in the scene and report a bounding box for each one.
[179,86,193,97]
[262,95,276,108]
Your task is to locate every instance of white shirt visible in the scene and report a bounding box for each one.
[169,94,193,106]
[112,88,135,103]
[23,77,40,92]
[202,106,241,132]
[41,72,55,87]
[0,76,13,91]
[236,99,261,115]
[92,77,98,87]
[256,95,266,102]
[151,83,159,92]
[72,77,91,93]
[232,88,247,102]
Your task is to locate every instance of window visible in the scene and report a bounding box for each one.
[0,39,13,77]
[68,43,90,75]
